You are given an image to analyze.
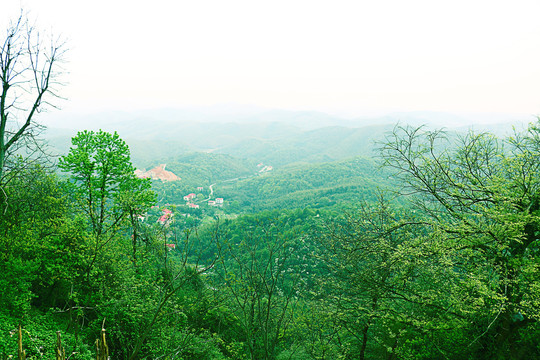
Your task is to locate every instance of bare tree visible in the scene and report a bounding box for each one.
[0,11,66,187]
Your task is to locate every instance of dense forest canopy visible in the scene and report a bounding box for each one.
[2,12,540,360]
[4,116,540,359]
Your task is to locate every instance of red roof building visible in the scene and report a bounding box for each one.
[158,208,173,224]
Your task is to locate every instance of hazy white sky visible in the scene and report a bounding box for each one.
[3,0,540,117]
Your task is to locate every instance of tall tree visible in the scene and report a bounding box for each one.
[316,197,418,360]
[0,12,66,185]
[380,122,540,358]
[59,130,155,279]
[214,217,303,360]
[0,163,90,315]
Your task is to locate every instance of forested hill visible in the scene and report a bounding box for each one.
[5,107,540,360]
[214,124,394,166]
[45,121,393,167]
[159,152,258,185]
[4,8,540,358]
[44,108,527,168]
[215,156,391,211]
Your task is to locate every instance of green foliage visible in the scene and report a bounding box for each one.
[0,165,95,359]
[165,152,258,185]
[376,122,540,358]
[147,152,257,206]
[217,156,391,212]
[0,165,86,315]
[6,119,540,360]
[59,130,156,283]
[59,130,155,238]
[0,312,94,360]
[216,124,392,166]
[190,209,327,360]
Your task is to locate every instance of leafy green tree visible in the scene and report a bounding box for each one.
[59,130,155,278]
[213,217,304,360]
[58,130,226,359]
[89,227,218,360]
[314,196,433,360]
[379,122,540,358]
[0,163,96,359]
[124,227,217,360]
[0,164,83,313]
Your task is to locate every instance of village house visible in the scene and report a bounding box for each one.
[183,193,196,201]
[259,165,273,173]
[158,209,173,225]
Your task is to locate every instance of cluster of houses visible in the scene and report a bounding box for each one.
[208,198,224,207]
[257,163,273,173]
[143,182,232,251]
[158,208,173,224]
[183,187,224,208]
[183,193,200,208]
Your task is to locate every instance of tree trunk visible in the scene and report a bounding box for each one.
[358,324,369,360]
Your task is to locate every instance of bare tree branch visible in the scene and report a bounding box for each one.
[0,11,67,197]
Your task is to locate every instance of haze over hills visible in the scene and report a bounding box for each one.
[42,106,534,168]
[42,105,533,130]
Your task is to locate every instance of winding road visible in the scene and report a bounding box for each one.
[197,173,260,203]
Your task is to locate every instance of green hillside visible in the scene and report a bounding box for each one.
[213,156,392,212]
[216,124,394,165]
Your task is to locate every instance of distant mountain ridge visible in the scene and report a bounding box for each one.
[41,106,531,133]
[41,107,532,169]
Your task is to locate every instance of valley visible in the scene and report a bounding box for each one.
[2,1,539,357]
[3,108,539,360]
